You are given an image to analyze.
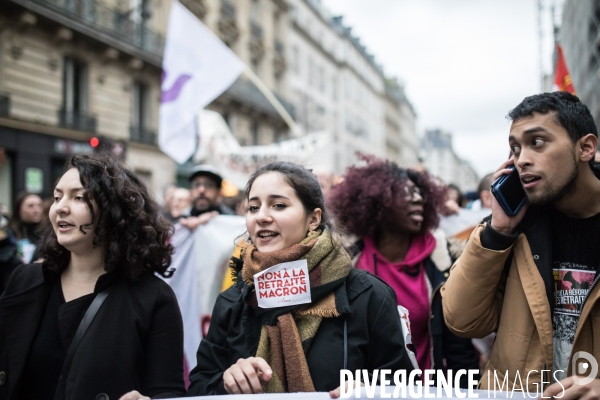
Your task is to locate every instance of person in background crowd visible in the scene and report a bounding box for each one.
[313,167,334,200]
[167,188,191,222]
[187,161,414,397]
[447,183,465,208]
[328,156,479,388]
[468,173,494,210]
[9,192,43,263]
[0,210,21,294]
[443,92,600,397]
[179,164,235,231]
[161,183,177,216]
[0,154,185,400]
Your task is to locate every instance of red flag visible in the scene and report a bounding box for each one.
[553,44,576,95]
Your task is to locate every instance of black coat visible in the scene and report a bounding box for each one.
[187,268,415,395]
[0,263,186,400]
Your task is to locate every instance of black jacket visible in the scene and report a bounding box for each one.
[187,268,415,395]
[0,263,186,400]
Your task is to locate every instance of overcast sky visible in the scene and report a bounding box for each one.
[321,0,562,177]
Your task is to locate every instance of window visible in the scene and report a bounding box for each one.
[319,67,325,92]
[61,57,94,132]
[251,122,259,145]
[251,58,260,75]
[292,46,300,74]
[131,81,154,144]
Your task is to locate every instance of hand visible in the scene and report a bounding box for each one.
[223,357,272,394]
[442,200,461,216]
[119,391,149,400]
[179,211,219,231]
[329,380,365,398]
[490,159,528,235]
[543,377,600,400]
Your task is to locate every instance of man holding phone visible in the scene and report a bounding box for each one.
[442,92,600,399]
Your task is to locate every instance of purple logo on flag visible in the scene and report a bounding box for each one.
[161,71,193,103]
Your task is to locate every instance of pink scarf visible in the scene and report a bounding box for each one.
[356,233,436,370]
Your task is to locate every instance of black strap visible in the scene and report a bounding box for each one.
[54,286,112,400]
[343,317,348,370]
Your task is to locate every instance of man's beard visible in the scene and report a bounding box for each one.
[527,155,578,205]
[192,196,217,214]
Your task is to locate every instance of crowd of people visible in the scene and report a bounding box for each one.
[0,91,599,399]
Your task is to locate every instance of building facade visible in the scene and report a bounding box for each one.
[286,0,419,174]
[560,0,600,127]
[420,129,479,192]
[0,0,175,212]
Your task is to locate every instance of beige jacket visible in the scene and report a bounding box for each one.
[442,223,600,391]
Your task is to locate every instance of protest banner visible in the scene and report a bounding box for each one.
[164,215,246,373]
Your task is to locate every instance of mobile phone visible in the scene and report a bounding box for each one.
[490,165,527,217]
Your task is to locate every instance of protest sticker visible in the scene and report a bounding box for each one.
[254,260,311,308]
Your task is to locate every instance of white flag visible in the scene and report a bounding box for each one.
[159,0,245,164]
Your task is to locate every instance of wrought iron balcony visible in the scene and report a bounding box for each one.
[58,109,97,133]
[0,93,10,117]
[11,0,165,65]
[130,125,156,145]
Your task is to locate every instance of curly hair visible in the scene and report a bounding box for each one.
[38,154,174,281]
[328,156,448,238]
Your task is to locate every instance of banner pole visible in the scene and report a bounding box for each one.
[242,67,304,139]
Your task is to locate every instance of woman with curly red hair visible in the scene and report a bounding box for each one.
[328,156,479,388]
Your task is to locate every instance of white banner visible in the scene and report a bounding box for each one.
[164,215,246,370]
[160,0,245,164]
[195,110,332,188]
[169,387,531,399]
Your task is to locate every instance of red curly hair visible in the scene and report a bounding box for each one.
[328,156,448,238]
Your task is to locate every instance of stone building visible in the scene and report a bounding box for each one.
[560,0,600,127]
[0,0,174,212]
[420,129,479,192]
[286,0,419,174]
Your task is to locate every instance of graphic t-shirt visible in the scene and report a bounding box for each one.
[551,208,600,380]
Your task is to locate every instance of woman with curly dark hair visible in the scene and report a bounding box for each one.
[0,154,185,400]
[328,156,479,388]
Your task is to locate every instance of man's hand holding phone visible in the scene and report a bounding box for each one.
[490,159,528,235]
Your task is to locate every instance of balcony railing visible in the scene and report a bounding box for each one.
[130,125,156,145]
[21,0,165,60]
[0,93,10,117]
[58,109,97,133]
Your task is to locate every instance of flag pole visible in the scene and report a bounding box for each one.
[242,67,304,138]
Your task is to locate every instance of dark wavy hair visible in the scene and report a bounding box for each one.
[38,154,175,280]
[328,155,448,238]
[244,161,333,232]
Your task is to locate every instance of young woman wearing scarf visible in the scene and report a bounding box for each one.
[187,162,414,396]
[328,156,480,388]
